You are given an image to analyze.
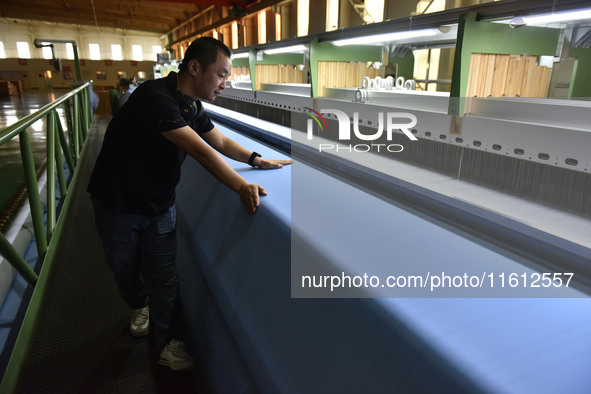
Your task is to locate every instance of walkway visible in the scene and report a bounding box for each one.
[13,115,200,393]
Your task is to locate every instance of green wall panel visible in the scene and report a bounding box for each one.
[450,12,562,114]
[388,50,414,80]
[231,57,249,68]
[246,50,305,91]
[568,46,591,99]
[310,39,382,97]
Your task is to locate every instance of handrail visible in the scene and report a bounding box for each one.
[0,83,92,287]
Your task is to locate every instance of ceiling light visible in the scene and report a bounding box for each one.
[332,28,437,46]
[232,52,249,59]
[517,8,591,25]
[264,44,307,55]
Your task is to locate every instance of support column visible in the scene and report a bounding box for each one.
[308,0,328,35]
[383,0,418,21]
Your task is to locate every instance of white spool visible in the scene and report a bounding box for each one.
[374,76,382,90]
[404,79,416,90]
[386,76,394,90]
[362,76,370,89]
[395,76,405,89]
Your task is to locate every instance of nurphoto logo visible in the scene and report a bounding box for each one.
[304,108,418,153]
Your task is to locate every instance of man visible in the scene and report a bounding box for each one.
[87,37,291,371]
[118,77,132,108]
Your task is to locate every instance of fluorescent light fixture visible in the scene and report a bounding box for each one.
[332,28,437,46]
[232,52,249,59]
[263,44,307,55]
[518,8,591,25]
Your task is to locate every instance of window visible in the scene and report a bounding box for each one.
[258,12,266,44]
[0,42,5,59]
[111,44,123,60]
[152,45,162,61]
[132,45,143,61]
[365,0,384,23]
[297,0,309,37]
[66,43,75,60]
[42,44,53,59]
[326,0,339,32]
[231,21,239,49]
[89,43,100,60]
[416,0,444,14]
[16,41,31,59]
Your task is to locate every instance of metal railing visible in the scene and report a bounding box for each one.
[0,83,92,287]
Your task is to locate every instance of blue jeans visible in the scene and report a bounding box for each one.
[92,197,181,351]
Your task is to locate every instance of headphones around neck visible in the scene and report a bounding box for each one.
[179,93,203,121]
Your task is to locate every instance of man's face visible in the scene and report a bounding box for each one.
[193,51,231,101]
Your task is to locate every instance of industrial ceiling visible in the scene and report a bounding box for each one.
[0,0,261,34]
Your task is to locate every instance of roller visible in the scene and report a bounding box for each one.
[355,88,368,102]
[404,79,416,90]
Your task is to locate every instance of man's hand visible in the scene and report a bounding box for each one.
[238,183,267,214]
[201,128,293,170]
[253,157,293,169]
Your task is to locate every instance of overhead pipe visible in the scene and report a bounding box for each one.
[33,39,82,81]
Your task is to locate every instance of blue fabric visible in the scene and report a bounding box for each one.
[92,199,181,351]
[175,123,591,394]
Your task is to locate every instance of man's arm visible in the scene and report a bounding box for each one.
[161,126,265,214]
[201,126,292,169]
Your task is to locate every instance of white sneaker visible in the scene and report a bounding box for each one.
[158,339,195,371]
[130,306,150,337]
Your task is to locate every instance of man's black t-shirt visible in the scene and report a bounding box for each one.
[87,72,214,215]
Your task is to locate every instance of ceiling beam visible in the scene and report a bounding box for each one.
[167,0,285,46]
[0,0,213,33]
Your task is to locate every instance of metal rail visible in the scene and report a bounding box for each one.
[0,83,92,286]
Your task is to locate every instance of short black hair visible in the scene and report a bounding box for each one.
[179,37,232,73]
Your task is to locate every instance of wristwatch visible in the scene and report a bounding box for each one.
[248,151,261,167]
